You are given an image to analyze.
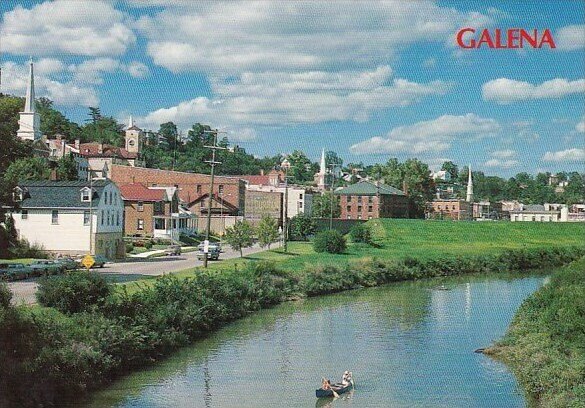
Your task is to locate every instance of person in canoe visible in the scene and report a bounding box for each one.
[321,378,332,390]
[341,371,353,386]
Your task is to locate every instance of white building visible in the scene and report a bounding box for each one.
[431,170,452,181]
[11,180,125,258]
[510,203,570,222]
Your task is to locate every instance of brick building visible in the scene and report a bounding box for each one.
[244,190,283,226]
[119,183,196,240]
[429,199,472,220]
[335,180,409,219]
[110,165,246,217]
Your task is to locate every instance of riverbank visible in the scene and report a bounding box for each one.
[485,257,585,408]
[1,243,584,407]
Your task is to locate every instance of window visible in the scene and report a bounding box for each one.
[218,185,224,194]
[83,211,90,226]
[101,210,104,225]
[368,196,373,203]
[81,188,91,202]
[155,218,165,230]
[357,206,362,212]
[107,210,111,226]
[21,210,28,220]
[347,205,351,212]
[51,210,59,225]
[299,193,303,200]
[197,185,202,194]
[116,211,120,226]
[299,201,303,209]
[357,196,362,203]
[137,201,144,212]
[137,219,144,230]
[368,206,373,213]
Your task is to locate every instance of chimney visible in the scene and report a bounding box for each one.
[98,143,104,154]
[74,139,80,150]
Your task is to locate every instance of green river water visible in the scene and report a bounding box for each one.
[76,272,546,408]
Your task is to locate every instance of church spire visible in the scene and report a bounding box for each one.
[24,57,35,113]
[466,164,474,202]
[317,148,327,190]
[17,58,41,141]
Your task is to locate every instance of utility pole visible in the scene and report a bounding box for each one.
[328,163,337,230]
[202,129,227,268]
[88,175,94,255]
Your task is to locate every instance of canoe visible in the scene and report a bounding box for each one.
[315,382,353,398]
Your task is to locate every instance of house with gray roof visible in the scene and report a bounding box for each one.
[334,180,409,219]
[10,180,125,258]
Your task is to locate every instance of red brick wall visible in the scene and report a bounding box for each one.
[110,165,245,215]
[124,201,154,236]
[340,194,409,219]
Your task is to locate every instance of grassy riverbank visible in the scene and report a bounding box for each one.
[1,221,584,407]
[486,257,585,408]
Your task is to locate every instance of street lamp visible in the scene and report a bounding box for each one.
[280,158,291,252]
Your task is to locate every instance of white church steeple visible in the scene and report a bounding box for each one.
[17,58,41,141]
[317,148,327,190]
[466,164,474,202]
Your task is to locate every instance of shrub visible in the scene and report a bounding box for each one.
[125,242,134,253]
[313,230,347,254]
[144,240,153,250]
[36,272,113,314]
[350,223,373,244]
[0,283,11,308]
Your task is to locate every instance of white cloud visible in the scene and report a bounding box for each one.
[576,118,585,133]
[484,159,518,169]
[138,66,451,129]
[491,149,516,159]
[542,148,585,162]
[0,0,135,57]
[349,113,500,155]
[555,25,585,51]
[128,61,150,78]
[136,1,495,74]
[1,60,98,106]
[69,58,122,85]
[482,78,585,104]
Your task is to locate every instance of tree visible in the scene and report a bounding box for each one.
[288,214,316,241]
[81,115,124,146]
[223,220,255,257]
[87,107,102,124]
[562,173,585,205]
[441,161,459,180]
[56,155,79,181]
[287,150,316,183]
[158,122,180,151]
[37,97,81,140]
[256,215,279,249]
[313,230,346,254]
[5,157,50,183]
[312,191,341,218]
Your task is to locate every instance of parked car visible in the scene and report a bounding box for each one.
[54,257,79,271]
[197,242,222,260]
[29,260,64,276]
[75,255,107,269]
[0,263,34,281]
[164,245,182,256]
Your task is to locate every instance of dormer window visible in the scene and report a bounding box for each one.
[81,187,91,202]
[13,187,24,202]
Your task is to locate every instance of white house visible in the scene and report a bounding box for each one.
[11,180,125,258]
[510,203,570,223]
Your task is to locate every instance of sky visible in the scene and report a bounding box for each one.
[1,0,584,176]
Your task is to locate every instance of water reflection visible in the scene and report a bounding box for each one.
[79,272,546,408]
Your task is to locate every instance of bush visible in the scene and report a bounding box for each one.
[144,240,153,250]
[0,283,11,308]
[350,223,372,244]
[125,242,134,253]
[313,230,347,254]
[36,272,113,314]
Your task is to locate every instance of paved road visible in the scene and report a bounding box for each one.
[8,243,276,305]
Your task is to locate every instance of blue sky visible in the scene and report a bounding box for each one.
[1,0,583,176]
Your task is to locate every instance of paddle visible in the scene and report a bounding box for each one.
[322,378,339,398]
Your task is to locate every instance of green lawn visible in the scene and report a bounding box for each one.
[0,258,35,265]
[142,219,585,286]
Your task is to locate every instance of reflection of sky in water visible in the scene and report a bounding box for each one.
[81,275,545,408]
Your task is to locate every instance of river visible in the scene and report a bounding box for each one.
[78,273,546,408]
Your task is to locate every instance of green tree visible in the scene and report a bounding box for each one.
[223,220,255,257]
[287,150,316,183]
[288,214,316,241]
[312,191,340,218]
[56,155,79,181]
[256,215,279,249]
[562,173,585,205]
[441,161,459,180]
[37,97,81,140]
[5,157,50,183]
[313,230,346,254]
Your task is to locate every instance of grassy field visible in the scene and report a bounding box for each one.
[486,257,585,407]
[0,258,35,265]
[146,219,585,284]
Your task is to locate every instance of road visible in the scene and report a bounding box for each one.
[8,243,274,306]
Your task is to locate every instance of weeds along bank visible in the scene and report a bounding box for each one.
[485,257,585,408]
[1,246,584,407]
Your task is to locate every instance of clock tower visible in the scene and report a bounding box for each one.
[124,116,143,155]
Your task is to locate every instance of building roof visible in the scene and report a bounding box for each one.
[119,183,166,202]
[238,175,271,185]
[334,180,406,196]
[74,142,137,159]
[15,180,111,209]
